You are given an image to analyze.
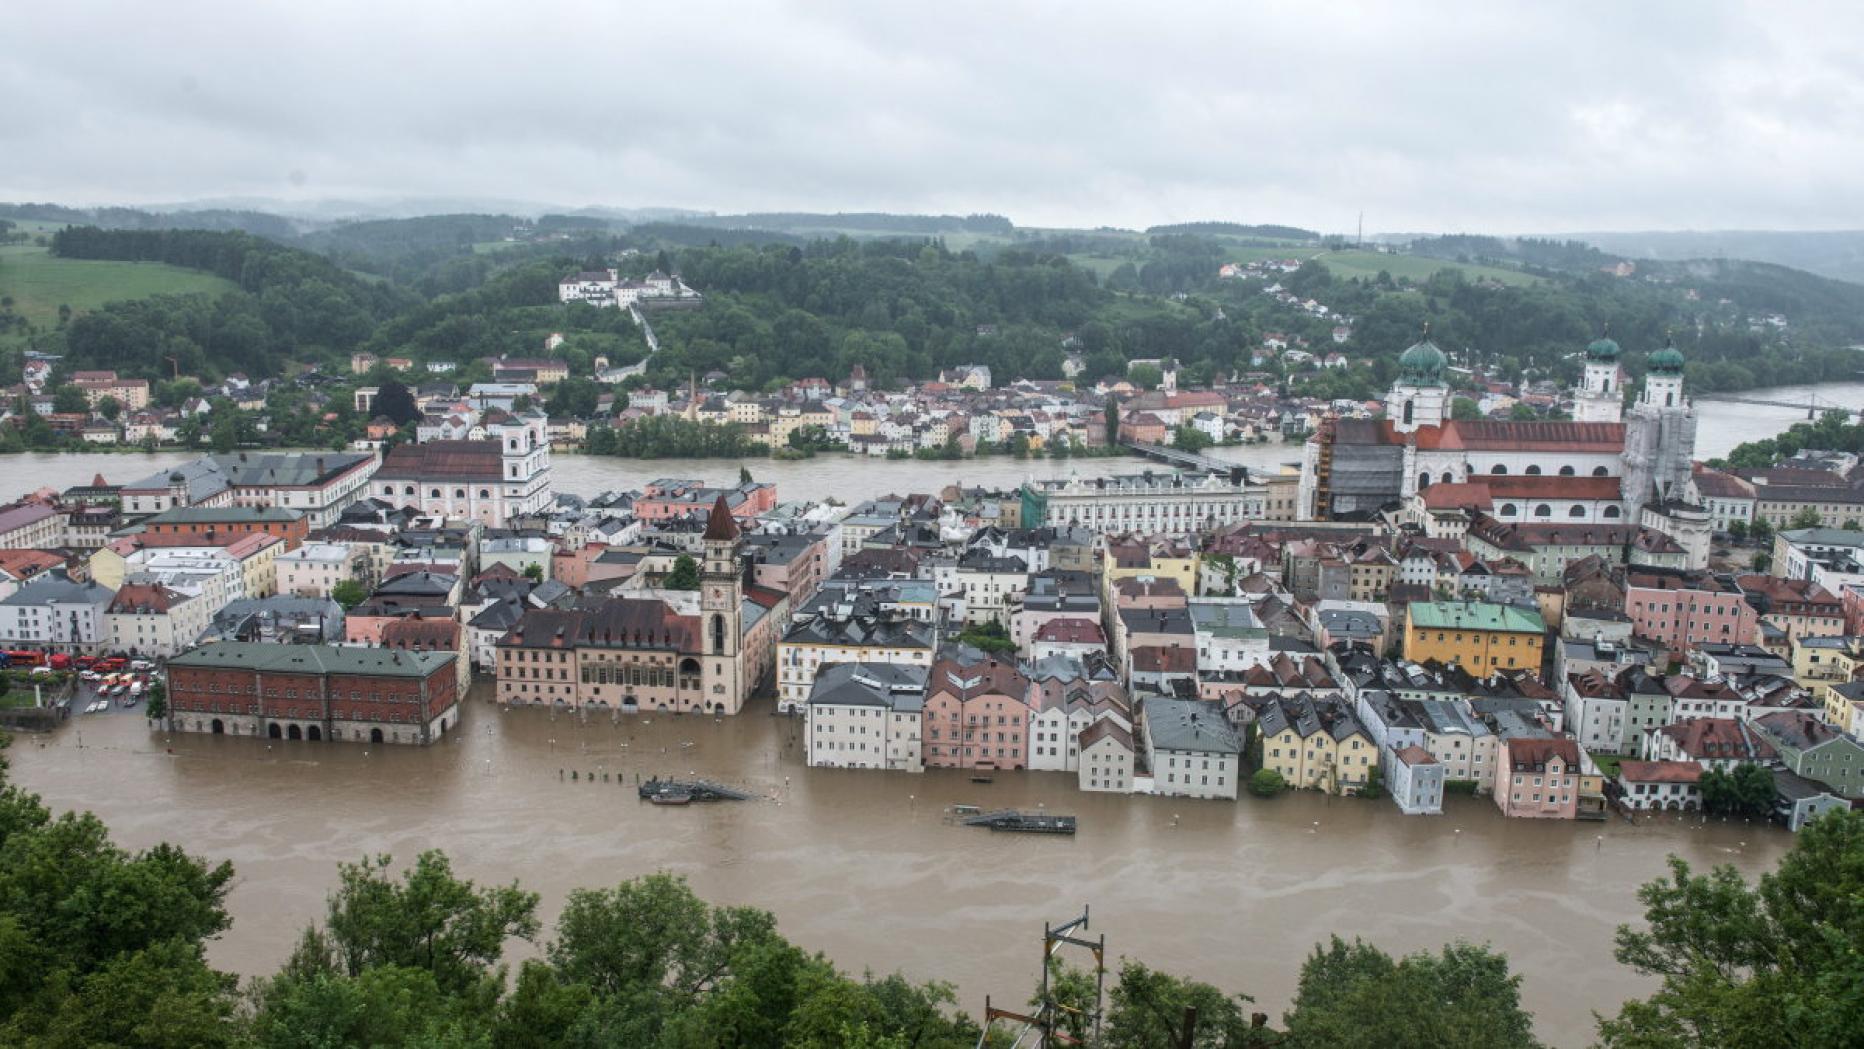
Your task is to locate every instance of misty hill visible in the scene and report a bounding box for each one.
[1145,221,1319,242]
[0,202,300,239]
[1572,229,1864,285]
[676,212,1014,236]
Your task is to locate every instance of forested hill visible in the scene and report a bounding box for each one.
[13,218,1864,400]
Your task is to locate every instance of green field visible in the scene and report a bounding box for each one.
[1314,248,1542,286]
[0,244,238,327]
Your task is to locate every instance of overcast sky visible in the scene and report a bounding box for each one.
[5,1,1861,233]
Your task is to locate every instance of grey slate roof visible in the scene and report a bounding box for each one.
[806,661,929,712]
[168,641,453,678]
[1143,696,1242,754]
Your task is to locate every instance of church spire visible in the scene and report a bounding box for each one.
[703,493,740,542]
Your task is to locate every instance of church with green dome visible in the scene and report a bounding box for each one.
[1298,329,1705,569]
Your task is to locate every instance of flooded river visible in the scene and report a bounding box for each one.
[9,697,1790,1047]
[12,382,1861,503]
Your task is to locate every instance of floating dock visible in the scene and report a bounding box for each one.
[638,778,754,803]
[961,809,1077,835]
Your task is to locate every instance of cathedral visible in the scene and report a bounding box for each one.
[1298,330,1708,564]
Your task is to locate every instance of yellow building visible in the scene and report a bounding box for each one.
[1103,536,1199,599]
[1792,634,1856,687]
[1402,601,1545,673]
[1254,694,1376,795]
[1822,680,1864,737]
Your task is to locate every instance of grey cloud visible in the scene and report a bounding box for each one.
[3,0,1861,232]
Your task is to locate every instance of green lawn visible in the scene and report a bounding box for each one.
[1314,248,1542,286]
[0,244,238,327]
[1589,752,1624,779]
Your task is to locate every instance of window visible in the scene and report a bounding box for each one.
[1525,465,1541,476]
[1570,505,1587,517]
[1534,504,1552,517]
[1559,465,1575,476]
[1490,464,1507,475]
[1603,506,1621,518]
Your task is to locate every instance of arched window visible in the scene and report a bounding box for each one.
[508,438,518,450]
[711,614,726,654]
[1525,465,1542,475]
[1666,392,1674,407]
[429,488,441,499]
[403,485,415,496]
[479,489,490,499]
[1403,399,1415,426]
[1603,505,1621,518]
[1441,471,1454,484]
[1534,504,1552,517]
[1569,505,1587,517]
[382,485,393,496]
[1418,473,1431,490]
[1603,377,1611,392]
[1592,466,1609,477]
[1559,465,1575,476]
[1499,503,1518,517]
[1490,464,1507,475]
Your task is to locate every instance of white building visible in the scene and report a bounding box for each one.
[0,573,115,655]
[1027,678,1129,774]
[558,269,619,306]
[1142,696,1243,800]
[277,543,364,599]
[1078,720,1136,793]
[803,662,928,772]
[1388,745,1445,815]
[373,412,553,527]
[105,582,209,659]
[1022,471,1267,535]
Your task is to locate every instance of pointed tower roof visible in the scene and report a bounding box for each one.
[704,493,740,541]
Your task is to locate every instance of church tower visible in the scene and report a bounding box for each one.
[1621,337,1698,523]
[1386,328,1449,434]
[1572,329,1625,423]
[700,494,745,714]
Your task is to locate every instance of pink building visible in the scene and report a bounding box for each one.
[633,479,777,522]
[1495,737,1581,819]
[1625,569,1758,649]
[923,653,1032,770]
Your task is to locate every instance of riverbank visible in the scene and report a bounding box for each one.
[7,694,1789,1049]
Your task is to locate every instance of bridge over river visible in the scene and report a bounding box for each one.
[1694,391,1861,419]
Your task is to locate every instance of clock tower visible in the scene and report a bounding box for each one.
[700,494,744,713]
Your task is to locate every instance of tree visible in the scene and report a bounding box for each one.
[209,412,239,453]
[1727,519,1748,541]
[522,563,544,583]
[1508,403,1540,420]
[1127,363,1164,390]
[316,850,539,995]
[664,555,701,591]
[375,380,420,426]
[330,580,368,610]
[739,465,753,485]
[1698,763,1776,818]
[1749,517,1775,546]
[51,384,89,414]
[1283,937,1541,1049]
[97,396,121,421]
[1173,425,1214,453]
[548,872,778,1002]
[1104,398,1121,445]
[1451,396,1482,420]
[1788,506,1824,530]
[1600,810,1864,1048]
[143,681,166,720]
[1102,960,1265,1049]
[956,619,1017,657]
[1249,768,1286,797]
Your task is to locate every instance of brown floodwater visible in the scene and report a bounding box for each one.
[10,692,1790,1048]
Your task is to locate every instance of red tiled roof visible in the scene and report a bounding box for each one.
[378,440,504,482]
[1033,617,1106,645]
[1131,645,1196,673]
[1617,760,1701,784]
